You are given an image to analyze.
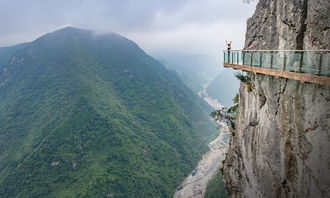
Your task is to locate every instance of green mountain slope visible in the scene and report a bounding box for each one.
[0,27,216,197]
[0,43,29,68]
[205,69,240,107]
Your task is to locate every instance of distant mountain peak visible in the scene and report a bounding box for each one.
[54,26,92,33]
[0,27,216,197]
[37,26,93,41]
[49,26,121,40]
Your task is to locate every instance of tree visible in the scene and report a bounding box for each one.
[210,94,239,131]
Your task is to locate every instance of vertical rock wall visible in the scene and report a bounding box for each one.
[224,0,330,197]
[245,0,329,50]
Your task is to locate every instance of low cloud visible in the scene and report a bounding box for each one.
[0,0,257,56]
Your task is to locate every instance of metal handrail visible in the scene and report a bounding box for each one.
[224,50,330,52]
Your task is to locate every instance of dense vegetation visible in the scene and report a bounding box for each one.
[205,170,228,198]
[206,69,240,107]
[235,71,254,92]
[0,42,28,68]
[211,93,239,131]
[0,27,217,197]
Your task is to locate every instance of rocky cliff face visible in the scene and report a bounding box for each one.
[244,0,329,50]
[224,0,330,197]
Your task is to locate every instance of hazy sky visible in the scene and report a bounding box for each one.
[0,0,257,57]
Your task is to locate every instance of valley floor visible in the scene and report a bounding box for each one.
[174,122,229,198]
[198,89,224,110]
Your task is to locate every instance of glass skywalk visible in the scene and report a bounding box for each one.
[224,50,330,76]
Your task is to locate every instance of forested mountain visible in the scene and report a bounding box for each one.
[0,27,216,197]
[205,69,240,107]
[0,43,28,68]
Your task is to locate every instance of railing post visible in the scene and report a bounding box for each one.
[231,51,234,64]
[227,51,230,64]
[223,51,225,63]
[242,51,245,65]
[299,52,304,73]
[236,51,239,64]
[270,52,273,69]
[250,52,253,66]
[259,52,262,67]
[283,52,287,71]
[318,53,323,75]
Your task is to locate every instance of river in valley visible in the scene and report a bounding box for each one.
[174,89,230,198]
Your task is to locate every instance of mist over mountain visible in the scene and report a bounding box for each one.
[153,51,221,92]
[205,69,240,107]
[153,51,240,108]
[0,27,217,197]
[0,43,28,68]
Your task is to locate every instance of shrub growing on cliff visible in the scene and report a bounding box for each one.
[235,71,254,92]
[211,107,235,130]
[211,94,239,131]
[227,94,239,118]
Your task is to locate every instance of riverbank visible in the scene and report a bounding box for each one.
[174,125,229,198]
[174,88,229,198]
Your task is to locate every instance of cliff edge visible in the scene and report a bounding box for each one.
[224,0,330,197]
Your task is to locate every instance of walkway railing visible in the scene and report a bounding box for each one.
[224,50,330,76]
[223,50,330,85]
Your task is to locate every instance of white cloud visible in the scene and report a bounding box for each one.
[0,0,257,58]
[126,21,248,56]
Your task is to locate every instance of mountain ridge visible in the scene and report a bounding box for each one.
[0,27,216,197]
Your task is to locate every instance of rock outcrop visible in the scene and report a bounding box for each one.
[224,0,330,197]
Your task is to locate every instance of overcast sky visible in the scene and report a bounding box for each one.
[0,0,257,57]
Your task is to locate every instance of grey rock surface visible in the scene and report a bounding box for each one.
[245,0,330,50]
[224,0,330,197]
